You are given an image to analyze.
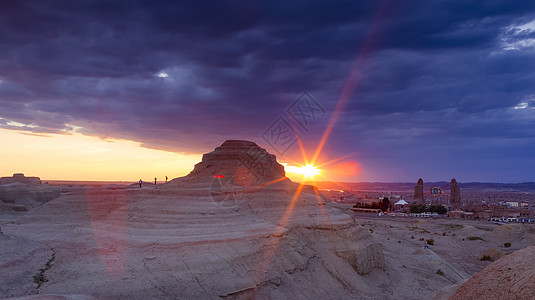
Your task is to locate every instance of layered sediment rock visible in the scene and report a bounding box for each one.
[339,243,385,275]
[171,140,289,187]
[450,246,535,300]
[0,176,60,212]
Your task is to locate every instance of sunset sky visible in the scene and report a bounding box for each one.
[1,1,534,182]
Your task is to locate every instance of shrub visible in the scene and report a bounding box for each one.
[426,238,434,245]
[480,255,491,261]
[419,238,424,241]
[33,253,55,289]
[504,242,511,248]
[398,240,401,243]
[442,232,447,236]
[369,228,374,233]
[411,204,447,214]
[436,269,444,276]
[33,274,47,288]
[467,236,484,241]
[411,236,415,239]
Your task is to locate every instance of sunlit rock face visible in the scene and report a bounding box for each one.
[171,140,289,187]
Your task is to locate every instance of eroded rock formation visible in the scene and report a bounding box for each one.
[0,176,60,212]
[0,173,42,185]
[339,243,385,275]
[171,140,289,187]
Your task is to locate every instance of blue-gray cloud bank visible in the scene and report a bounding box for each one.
[1,0,534,182]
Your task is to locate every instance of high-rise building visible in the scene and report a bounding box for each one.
[414,178,424,201]
[450,178,461,207]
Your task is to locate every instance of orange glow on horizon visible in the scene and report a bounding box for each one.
[283,163,321,181]
[326,160,362,177]
[0,128,201,182]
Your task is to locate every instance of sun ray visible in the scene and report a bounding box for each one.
[310,4,387,167]
[315,152,357,169]
[296,137,309,165]
[312,172,355,193]
[278,183,305,227]
[254,5,390,296]
[254,183,305,285]
[245,176,287,192]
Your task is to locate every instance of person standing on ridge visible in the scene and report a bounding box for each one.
[165,176,168,183]
[139,179,142,188]
[154,177,157,185]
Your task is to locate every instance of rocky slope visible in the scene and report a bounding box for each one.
[450,246,535,300]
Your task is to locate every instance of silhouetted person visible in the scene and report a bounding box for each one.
[139,179,142,188]
[154,177,157,185]
[165,176,168,183]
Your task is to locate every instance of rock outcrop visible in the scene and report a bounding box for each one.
[480,248,504,262]
[0,173,42,185]
[0,183,60,212]
[171,140,288,186]
[450,246,535,300]
[339,243,385,275]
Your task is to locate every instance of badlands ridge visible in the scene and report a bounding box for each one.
[1,140,534,299]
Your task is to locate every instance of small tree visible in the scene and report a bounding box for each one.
[410,204,425,213]
[380,197,391,212]
[428,205,448,214]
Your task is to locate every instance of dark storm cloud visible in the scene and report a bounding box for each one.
[1,0,535,180]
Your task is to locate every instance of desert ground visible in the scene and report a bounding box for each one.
[2,182,534,300]
[1,141,534,299]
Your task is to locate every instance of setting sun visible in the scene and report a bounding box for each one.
[283,163,321,181]
[301,164,320,179]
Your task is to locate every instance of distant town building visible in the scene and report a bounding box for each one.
[450,178,461,207]
[413,177,461,208]
[414,178,424,201]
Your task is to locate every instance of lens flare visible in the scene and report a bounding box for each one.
[283,163,321,180]
[301,164,320,179]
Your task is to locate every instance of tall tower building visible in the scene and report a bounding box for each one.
[414,178,424,202]
[450,178,461,207]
